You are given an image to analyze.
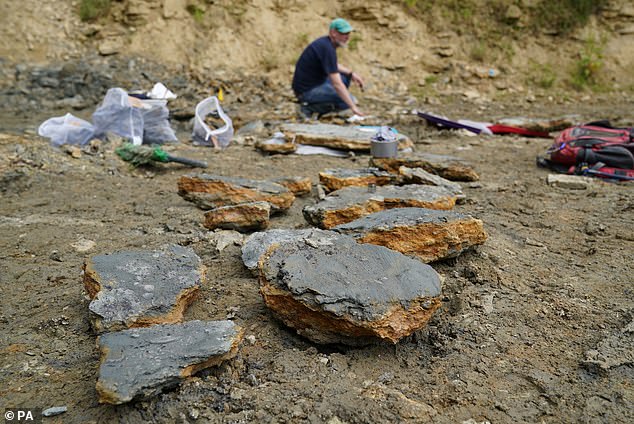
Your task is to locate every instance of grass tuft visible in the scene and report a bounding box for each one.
[79,0,111,22]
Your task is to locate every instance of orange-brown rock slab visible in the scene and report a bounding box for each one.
[334,208,487,262]
[203,201,270,232]
[319,168,398,193]
[370,153,479,181]
[273,176,312,196]
[178,174,295,212]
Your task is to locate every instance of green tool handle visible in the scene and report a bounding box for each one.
[165,154,208,168]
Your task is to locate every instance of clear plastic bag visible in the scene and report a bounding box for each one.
[141,101,178,145]
[37,113,95,147]
[192,96,234,148]
[92,88,144,145]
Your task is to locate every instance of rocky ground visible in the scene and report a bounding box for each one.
[1,0,634,421]
[0,53,633,423]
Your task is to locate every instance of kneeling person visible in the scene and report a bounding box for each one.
[292,18,365,118]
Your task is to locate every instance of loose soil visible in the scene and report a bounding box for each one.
[1,0,633,422]
[1,94,632,423]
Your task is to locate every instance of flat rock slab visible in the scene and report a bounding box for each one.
[547,174,593,190]
[370,153,479,181]
[281,123,413,151]
[258,232,442,345]
[84,245,204,333]
[273,176,312,196]
[96,320,243,404]
[204,201,270,232]
[178,174,295,213]
[334,207,487,263]
[241,228,338,274]
[399,166,464,200]
[319,168,398,193]
[303,185,458,229]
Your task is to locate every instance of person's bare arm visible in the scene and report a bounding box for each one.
[329,72,364,116]
[337,65,365,90]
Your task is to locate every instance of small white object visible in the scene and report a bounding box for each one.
[148,82,177,100]
[347,114,366,123]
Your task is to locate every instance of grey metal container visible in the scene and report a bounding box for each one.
[371,140,398,158]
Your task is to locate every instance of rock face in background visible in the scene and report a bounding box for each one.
[303,185,458,229]
[96,320,243,404]
[370,154,479,182]
[258,232,442,345]
[83,245,204,333]
[333,207,487,263]
[203,201,270,232]
[319,168,398,193]
[178,174,295,213]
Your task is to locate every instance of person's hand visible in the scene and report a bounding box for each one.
[351,72,365,91]
[351,105,364,116]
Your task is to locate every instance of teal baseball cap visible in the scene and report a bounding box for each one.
[330,18,354,34]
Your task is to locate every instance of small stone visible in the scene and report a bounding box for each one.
[43,406,67,417]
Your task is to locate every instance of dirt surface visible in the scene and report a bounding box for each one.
[1,91,633,423]
[1,0,634,422]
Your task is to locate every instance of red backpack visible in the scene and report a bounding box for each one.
[538,121,634,181]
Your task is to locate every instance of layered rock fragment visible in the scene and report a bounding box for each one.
[333,208,487,262]
[399,166,464,200]
[177,174,295,213]
[96,320,243,404]
[83,245,204,333]
[258,232,442,344]
[370,153,479,181]
[281,123,414,151]
[203,201,270,232]
[319,168,398,193]
[241,228,338,273]
[273,176,312,196]
[303,185,458,229]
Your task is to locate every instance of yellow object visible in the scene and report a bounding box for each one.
[218,88,224,102]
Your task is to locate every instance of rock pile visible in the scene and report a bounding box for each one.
[84,244,243,404]
[178,174,305,232]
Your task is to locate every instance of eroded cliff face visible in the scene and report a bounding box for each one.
[1,0,633,96]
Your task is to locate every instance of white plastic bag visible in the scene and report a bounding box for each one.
[192,96,233,148]
[92,88,144,145]
[140,99,178,144]
[38,113,95,147]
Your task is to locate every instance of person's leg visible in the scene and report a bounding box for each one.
[301,73,355,112]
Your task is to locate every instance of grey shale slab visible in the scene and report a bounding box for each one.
[96,320,243,404]
[84,244,204,333]
[333,207,487,263]
[303,184,458,229]
[241,228,339,273]
[259,232,442,345]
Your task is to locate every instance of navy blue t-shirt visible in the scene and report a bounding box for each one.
[292,36,338,95]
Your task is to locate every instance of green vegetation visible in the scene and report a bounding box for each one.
[532,0,607,35]
[402,0,607,36]
[79,0,110,22]
[571,36,605,90]
[348,34,362,52]
[186,4,205,23]
[527,62,557,89]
